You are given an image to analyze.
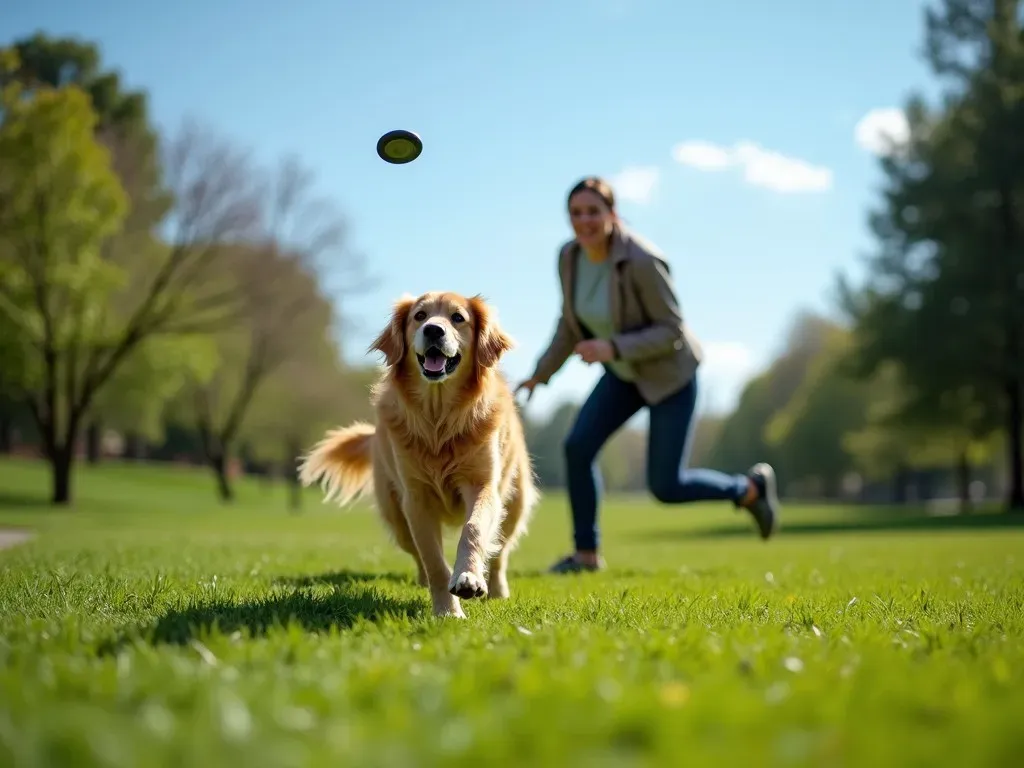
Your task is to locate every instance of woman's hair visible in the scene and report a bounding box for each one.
[566,176,616,212]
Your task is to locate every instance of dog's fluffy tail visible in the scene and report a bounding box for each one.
[297,422,376,506]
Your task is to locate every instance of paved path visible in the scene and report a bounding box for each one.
[0,529,34,550]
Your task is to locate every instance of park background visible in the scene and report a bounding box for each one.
[1,1,1023,766]
[2,0,1022,513]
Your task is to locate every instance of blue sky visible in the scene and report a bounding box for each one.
[3,0,936,422]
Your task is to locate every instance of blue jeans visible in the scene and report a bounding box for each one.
[564,369,749,552]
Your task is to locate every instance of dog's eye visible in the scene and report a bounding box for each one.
[451,312,465,324]
[413,310,426,322]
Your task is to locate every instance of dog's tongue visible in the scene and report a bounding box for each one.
[423,353,446,373]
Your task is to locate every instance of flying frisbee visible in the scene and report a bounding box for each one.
[376,129,423,164]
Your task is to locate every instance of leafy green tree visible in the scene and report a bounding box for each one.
[841,361,998,509]
[90,334,219,450]
[765,325,871,498]
[839,363,928,501]
[0,36,266,504]
[0,70,261,504]
[838,0,1024,509]
[0,310,32,454]
[0,34,170,466]
[0,81,128,503]
[186,251,333,501]
[688,414,726,469]
[705,311,837,486]
[243,354,377,511]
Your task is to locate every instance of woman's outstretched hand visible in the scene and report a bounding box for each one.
[575,340,615,364]
[515,377,542,402]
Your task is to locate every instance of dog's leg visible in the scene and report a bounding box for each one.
[487,470,537,600]
[486,497,522,600]
[382,488,428,587]
[450,483,503,601]
[402,486,464,618]
[374,467,427,586]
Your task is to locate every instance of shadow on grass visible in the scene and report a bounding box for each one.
[632,506,1024,542]
[0,490,56,510]
[274,569,416,589]
[99,572,424,655]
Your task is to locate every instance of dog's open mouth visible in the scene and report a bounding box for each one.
[416,346,462,380]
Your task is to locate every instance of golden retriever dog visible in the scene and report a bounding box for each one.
[298,291,538,619]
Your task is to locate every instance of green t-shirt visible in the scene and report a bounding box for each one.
[573,251,636,381]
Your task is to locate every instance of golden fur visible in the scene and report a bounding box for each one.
[298,291,539,619]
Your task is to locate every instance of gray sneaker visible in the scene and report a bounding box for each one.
[742,462,780,540]
[548,554,604,574]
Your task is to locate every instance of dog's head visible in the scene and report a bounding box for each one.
[369,291,514,385]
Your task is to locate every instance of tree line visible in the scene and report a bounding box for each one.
[2,0,1022,513]
[684,0,1022,513]
[0,33,373,506]
[704,0,1024,512]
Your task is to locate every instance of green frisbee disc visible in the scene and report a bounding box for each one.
[376,129,423,164]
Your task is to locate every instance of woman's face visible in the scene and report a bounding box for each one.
[568,190,615,251]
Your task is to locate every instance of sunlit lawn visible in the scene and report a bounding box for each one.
[1,456,1023,767]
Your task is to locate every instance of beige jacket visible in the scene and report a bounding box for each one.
[531,225,703,405]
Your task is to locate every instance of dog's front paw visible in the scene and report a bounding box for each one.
[431,593,466,619]
[449,570,488,600]
[434,604,467,619]
[487,570,510,600]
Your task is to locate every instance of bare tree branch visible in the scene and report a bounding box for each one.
[185,156,363,500]
[77,121,262,409]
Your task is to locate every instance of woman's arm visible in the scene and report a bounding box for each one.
[610,254,687,362]
[527,242,582,384]
[531,313,579,383]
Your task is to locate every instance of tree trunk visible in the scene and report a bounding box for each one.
[32,401,80,507]
[1007,377,1024,511]
[288,472,302,512]
[893,464,909,503]
[211,453,234,503]
[85,422,102,464]
[918,470,935,503]
[197,419,236,503]
[956,450,972,515]
[50,443,74,505]
[260,472,275,493]
[996,180,1022,511]
[0,415,11,454]
[287,440,302,513]
[123,432,145,461]
[822,475,839,501]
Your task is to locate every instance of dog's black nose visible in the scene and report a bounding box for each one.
[423,323,445,341]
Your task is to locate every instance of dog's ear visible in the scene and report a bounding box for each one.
[469,294,514,369]
[369,294,416,367]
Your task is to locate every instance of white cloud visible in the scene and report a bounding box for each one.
[671,141,734,170]
[854,107,910,157]
[610,165,660,204]
[671,139,833,193]
[732,142,833,193]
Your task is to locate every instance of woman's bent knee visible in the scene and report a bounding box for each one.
[647,465,679,503]
[564,432,593,466]
[648,478,677,504]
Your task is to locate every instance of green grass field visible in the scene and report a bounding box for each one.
[1,456,1023,767]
